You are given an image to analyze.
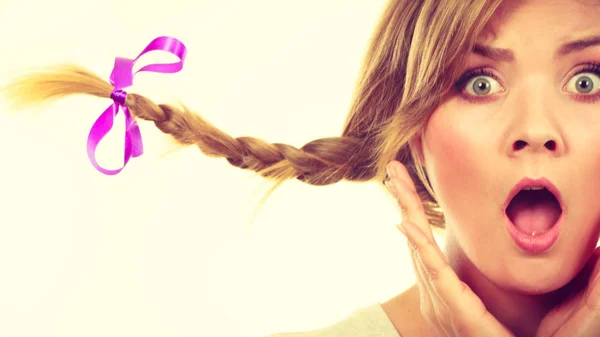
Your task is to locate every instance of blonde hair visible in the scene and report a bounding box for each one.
[2,0,502,229]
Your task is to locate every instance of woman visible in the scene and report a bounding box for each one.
[4,0,600,336]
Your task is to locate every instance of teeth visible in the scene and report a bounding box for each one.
[523,186,545,191]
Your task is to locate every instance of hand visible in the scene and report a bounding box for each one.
[536,246,600,337]
[385,160,514,337]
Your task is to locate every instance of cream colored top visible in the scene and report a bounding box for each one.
[265,303,402,337]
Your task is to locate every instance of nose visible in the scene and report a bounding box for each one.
[508,118,564,158]
[505,87,565,158]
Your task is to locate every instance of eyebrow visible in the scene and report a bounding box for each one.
[473,35,600,62]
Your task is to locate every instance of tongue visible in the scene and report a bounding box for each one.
[507,190,562,235]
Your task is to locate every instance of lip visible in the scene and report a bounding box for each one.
[503,177,566,214]
[502,177,567,254]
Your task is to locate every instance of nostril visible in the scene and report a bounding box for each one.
[512,140,557,151]
[545,140,556,151]
[514,140,527,151]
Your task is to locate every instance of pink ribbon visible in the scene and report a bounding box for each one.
[87,36,187,175]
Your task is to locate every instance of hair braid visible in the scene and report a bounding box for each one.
[3,64,377,189]
[126,90,377,185]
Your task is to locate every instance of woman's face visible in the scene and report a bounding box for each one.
[419,0,600,294]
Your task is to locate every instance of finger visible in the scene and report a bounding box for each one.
[391,172,442,256]
[400,221,451,325]
[553,298,600,337]
[405,239,449,336]
[400,220,510,335]
[410,242,453,336]
[403,225,448,308]
[387,163,452,324]
[388,160,419,193]
[551,251,600,337]
[387,161,437,245]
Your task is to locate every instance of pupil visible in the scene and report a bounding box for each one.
[577,76,593,93]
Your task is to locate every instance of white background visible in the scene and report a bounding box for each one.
[0,1,439,337]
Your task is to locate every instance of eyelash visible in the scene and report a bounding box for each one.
[453,63,600,104]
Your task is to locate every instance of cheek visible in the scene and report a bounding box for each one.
[421,111,485,209]
[564,128,600,230]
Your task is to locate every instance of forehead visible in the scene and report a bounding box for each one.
[479,0,600,44]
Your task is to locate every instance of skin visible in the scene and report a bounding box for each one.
[382,1,600,336]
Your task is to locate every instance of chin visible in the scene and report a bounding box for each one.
[508,281,565,296]
[498,262,576,296]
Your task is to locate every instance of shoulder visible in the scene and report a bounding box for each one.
[263,303,403,337]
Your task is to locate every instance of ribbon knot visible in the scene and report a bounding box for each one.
[110,89,128,106]
[87,36,188,175]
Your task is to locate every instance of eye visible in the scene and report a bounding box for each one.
[565,72,600,95]
[454,69,505,103]
[463,75,503,97]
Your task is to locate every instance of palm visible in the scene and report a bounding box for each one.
[536,247,600,337]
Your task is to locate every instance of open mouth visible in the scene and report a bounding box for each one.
[505,185,563,235]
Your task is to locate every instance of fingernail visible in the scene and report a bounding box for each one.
[385,181,397,199]
[386,163,396,179]
[397,221,408,236]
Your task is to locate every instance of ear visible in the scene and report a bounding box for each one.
[408,130,426,168]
